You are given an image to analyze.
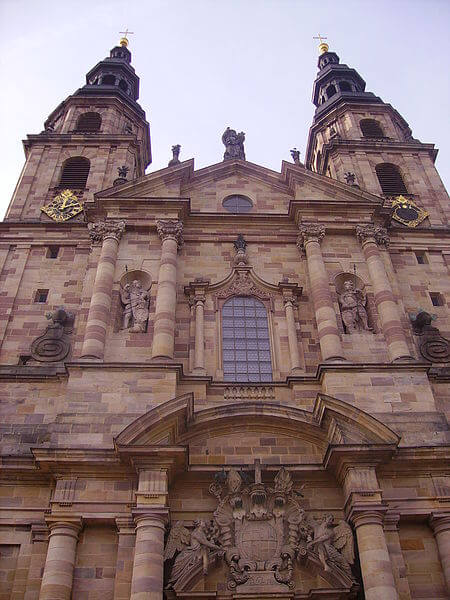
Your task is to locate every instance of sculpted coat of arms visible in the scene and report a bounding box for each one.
[164,463,355,593]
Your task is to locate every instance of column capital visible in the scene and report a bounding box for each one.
[356,223,389,248]
[429,512,450,535]
[156,219,183,249]
[115,516,136,534]
[184,277,210,304]
[348,505,388,528]
[278,280,302,306]
[88,220,126,245]
[296,223,325,251]
[383,511,401,532]
[132,509,169,529]
[44,517,83,539]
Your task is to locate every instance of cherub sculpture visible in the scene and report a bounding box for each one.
[306,514,354,576]
[164,520,222,588]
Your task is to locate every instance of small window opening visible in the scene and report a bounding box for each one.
[429,292,444,307]
[59,157,90,189]
[34,289,49,303]
[118,79,128,92]
[414,251,427,265]
[222,195,253,214]
[326,84,337,99]
[375,163,408,195]
[47,246,60,259]
[18,355,32,365]
[360,119,384,138]
[102,74,116,85]
[75,112,101,132]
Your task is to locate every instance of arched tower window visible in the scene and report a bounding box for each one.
[118,79,129,92]
[339,81,352,92]
[222,296,272,382]
[75,112,101,132]
[102,74,116,85]
[59,157,90,189]
[360,119,384,138]
[375,163,408,195]
[326,84,337,99]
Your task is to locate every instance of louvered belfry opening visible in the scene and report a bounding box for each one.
[59,157,90,189]
[360,119,384,138]
[375,163,408,195]
[75,112,101,132]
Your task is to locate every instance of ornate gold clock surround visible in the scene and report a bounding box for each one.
[41,189,84,222]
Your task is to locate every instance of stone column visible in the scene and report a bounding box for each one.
[114,517,136,600]
[351,510,399,600]
[39,519,82,600]
[151,220,183,360]
[356,224,412,362]
[185,278,210,374]
[384,512,412,600]
[81,220,125,359]
[297,224,345,362]
[130,512,167,600]
[279,281,303,373]
[429,512,450,593]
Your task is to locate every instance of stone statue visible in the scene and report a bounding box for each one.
[164,520,221,588]
[233,233,248,266]
[120,279,150,332]
[117,165,129,179]
[305,514,354,576]
[290,148,301,164]
[168,144,181,167]
[344,171,355,185]
[30,307,74,362]
[222,127,245,161]
[338,279,370,333]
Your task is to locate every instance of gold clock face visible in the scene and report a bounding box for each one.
[392,195,429,228]
[41,189,84,222]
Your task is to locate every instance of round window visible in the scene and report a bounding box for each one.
[222,195,253,214]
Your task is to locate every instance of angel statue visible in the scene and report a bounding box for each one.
[306,514,354,577]
[120,279,150,332]
[164,520,222,588]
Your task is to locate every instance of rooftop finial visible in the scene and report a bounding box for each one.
[313,33,329,55]
[119,28,134,47]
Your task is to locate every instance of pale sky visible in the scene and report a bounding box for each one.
[1,0,449,218]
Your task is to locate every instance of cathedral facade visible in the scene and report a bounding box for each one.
[0,36,449,600]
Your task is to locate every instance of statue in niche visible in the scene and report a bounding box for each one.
[164,519,222,588]
[338,279,370,333]
[120,279,150,332]
[305,514,354,577]
[222,127,246,161]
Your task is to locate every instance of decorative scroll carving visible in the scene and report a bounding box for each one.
[222,127,246,161]
[30,307,74,362]
[156,219,183,249]
[296,223,325,252]
[88,220,125,244]
[410,310,450,363]
[355,224,389,248]
[120,279,151,332]
[164,464,356,592]
[215,270,273,301]
[224,386,275,402]
[338,279,370,333]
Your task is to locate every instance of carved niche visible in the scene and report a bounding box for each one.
[164,464,356,594]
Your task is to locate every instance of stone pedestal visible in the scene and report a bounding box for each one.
[356,224,412,362]
[38,519,82,600]
[130,512,167,600]
[81,220,125,359]
[151,220,183,360]
[429,512,450,594]
[352,510,398,600]
[297,224,345,362]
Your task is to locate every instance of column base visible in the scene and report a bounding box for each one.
[192,367,207,375]
[391,355,416,363]
[323,356,347,363]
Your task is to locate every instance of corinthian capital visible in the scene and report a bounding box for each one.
[88,220,125,245]
[356,224,389,248]
[156,219,183,249]
[296,223,325,252]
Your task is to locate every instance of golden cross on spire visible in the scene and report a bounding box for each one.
[313,33,329,55]
[119,28,134,47]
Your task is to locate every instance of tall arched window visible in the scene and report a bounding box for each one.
[75,112,101,132]
[59,157,90,189]
[375,163,408,195]
[222,296,272,382]
[360,119,384,138]
[326,84,337,99]
[102,74,116,85]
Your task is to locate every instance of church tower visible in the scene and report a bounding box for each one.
[5,35,151,222]
[305,40,449,227]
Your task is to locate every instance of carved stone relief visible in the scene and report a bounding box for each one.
[164,464,356,593]
[30,306,74,362]
[410,310,450,363]
[119,272,152,333]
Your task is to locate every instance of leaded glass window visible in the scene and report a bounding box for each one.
[222,296,272,382]
[222,195,253,213]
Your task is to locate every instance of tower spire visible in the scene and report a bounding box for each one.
[313,33,329,55]
[119,28,134,48]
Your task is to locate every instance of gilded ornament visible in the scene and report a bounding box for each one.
[391,195,429,228]
[41,189,83,222]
